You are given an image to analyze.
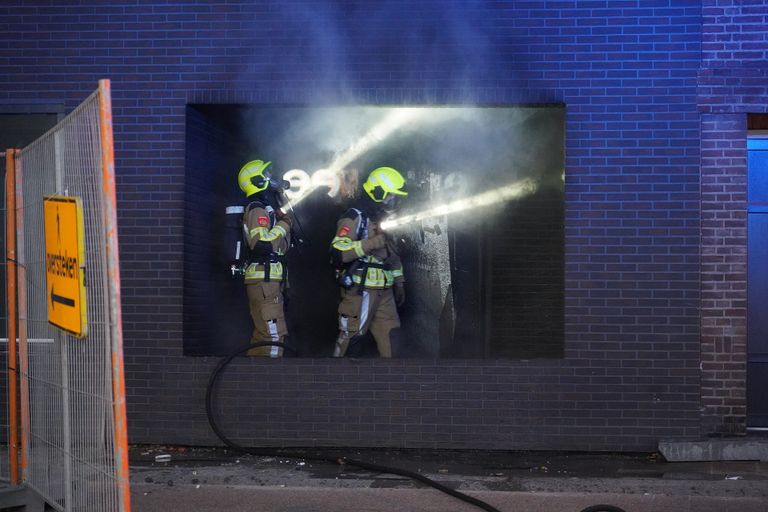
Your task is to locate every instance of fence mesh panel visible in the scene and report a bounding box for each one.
[13,83,129,511]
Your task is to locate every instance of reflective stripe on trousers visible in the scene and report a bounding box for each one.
[334,287,399,358]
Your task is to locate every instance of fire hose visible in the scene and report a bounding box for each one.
[205,342,626,512]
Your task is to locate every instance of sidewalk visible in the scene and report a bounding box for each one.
[129,447,768,512]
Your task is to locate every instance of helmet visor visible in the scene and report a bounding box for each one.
[370,185,407,202]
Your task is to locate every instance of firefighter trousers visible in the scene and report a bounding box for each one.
[246,280,287,357]
[334,287,400,358]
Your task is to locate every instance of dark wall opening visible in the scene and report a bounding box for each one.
[0,110,61,336]
[184,106,564,358]
[748,113,768,131]
[0,109,60,447]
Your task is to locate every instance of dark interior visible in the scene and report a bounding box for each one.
[184,105,564,358]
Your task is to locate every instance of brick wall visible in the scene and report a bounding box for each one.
[699,113,747,434]
[183,105,252,356]
[697,0,768,434]
[0,1,715,450]
[491,188,564,359]
[702,0,768,64]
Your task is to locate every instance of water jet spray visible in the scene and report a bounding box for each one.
[380,177,539,231]
[286,108,427,206]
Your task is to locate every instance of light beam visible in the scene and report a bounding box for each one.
[287,108,427,206]
[380,177,539,231]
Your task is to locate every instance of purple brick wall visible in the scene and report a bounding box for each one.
[699,113,747,434]
[702,0,768,64]
[697,0,768,434]
[0,0,759,450]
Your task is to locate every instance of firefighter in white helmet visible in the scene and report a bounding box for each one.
[330,166,407,358]
[238,159,292,357]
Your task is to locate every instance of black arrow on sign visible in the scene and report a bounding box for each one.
[51,286,75,308]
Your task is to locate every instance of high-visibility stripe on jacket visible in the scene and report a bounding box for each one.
[243,201,290,283]
[330,209,404,290]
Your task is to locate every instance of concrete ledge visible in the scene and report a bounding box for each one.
[131,485,768,512]
[0,485,46,511]
[659,438,768,462]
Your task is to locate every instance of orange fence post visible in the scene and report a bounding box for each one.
[13,151,29,482]
[5,148,19,485]
[98,79,131,512]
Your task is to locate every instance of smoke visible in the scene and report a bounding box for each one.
[236,1,554,203]
[237,105,564,226]
[254,0,497,102]
[286,108,429,206]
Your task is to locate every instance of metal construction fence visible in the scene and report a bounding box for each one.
[6,80,130,511]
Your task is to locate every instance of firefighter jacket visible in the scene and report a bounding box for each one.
[243,200,291,283]
[330,208,404,289]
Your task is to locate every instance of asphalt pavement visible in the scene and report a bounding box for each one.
[129,446,768,512]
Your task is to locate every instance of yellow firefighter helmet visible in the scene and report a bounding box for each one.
[238,159,272,197]
[363,166,408,203]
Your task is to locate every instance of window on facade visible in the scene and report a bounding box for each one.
[183,105,564,358]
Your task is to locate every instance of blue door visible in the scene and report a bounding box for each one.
[748,138,768,428]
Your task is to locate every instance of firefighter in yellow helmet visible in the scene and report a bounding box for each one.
[330,167,407,358]
[238,160,292,357]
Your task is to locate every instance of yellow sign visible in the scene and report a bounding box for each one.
[44,196,87,337]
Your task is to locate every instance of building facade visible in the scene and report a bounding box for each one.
[1,1,766,451]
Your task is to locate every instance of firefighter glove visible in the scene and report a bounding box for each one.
[361,233,386,253]
[277,208,293,227]
[394,283,406,307]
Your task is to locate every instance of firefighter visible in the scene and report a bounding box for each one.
[238,159,292,357]
[330,166,408,358]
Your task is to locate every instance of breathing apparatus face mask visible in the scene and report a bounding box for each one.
[250,171,291,207]
[365,195,398,224]
[384,193,397,206]
[381,192,400,213]
[251,171,281,191]
[367,185,400,212]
